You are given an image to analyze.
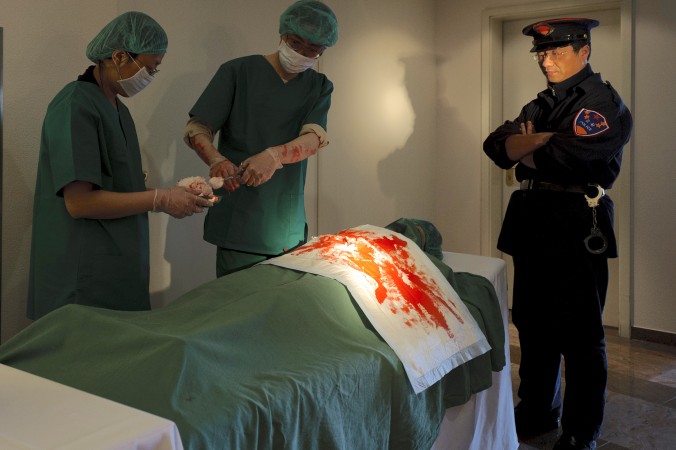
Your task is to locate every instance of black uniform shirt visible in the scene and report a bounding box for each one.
[483,65,633,257]
[484,64,632,188]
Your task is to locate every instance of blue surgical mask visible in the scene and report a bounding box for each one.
[116,55,155,97]
[278,41,317,74]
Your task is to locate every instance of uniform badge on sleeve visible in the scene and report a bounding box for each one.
[574,108,609,136]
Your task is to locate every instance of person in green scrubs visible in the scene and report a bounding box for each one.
[28,11,213,320]
[184,0,339,277]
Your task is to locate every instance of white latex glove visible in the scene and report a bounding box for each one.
[153,187,212,218]
[239,149,282,187]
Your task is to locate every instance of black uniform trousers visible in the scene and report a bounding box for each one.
[512,251,609,443]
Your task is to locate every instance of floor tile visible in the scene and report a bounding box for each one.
[509,318,676,450]
[601,391,676,449]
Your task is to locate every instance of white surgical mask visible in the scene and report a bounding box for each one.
[116,55,155,97]
[278,41,317,74]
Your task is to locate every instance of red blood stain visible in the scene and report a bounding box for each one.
[292,229,463,336]
[281,144,303,160]
[281,143,318,163]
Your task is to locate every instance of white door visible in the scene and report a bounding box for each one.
[500,10,623,327]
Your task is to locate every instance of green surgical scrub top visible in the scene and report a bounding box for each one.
[27,68,150,320]
[189,55,333,255]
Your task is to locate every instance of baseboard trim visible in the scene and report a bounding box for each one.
[631,327,676,347]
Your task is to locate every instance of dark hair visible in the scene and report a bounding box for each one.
[572,40,591,60]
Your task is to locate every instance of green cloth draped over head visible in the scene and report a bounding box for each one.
[279,0,338,47]
[385,218,444,260]
[86,11,168,62]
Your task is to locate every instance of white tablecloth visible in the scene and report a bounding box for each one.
[432,252,518,450]
[0,364,183,450]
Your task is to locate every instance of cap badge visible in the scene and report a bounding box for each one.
[533,22,554,36]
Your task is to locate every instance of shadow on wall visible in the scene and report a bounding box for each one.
[377,53,436,222]
[432,53,476,254]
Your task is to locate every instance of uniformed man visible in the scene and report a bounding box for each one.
[184,0,338,277]
[483,18,633,450]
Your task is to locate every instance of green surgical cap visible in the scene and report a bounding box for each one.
[86,11,168,62]
[279,0,338,47]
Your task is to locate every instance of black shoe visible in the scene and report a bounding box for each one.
[552,434,596,450]
[514,405,560,439]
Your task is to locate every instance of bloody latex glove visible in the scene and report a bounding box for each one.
[239,149,282,187]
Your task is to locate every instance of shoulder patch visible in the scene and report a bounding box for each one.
[574,108,609,136]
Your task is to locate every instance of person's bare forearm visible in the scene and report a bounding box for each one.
[63,181,155,219]
[63,181,211,219]
[505,121,554,161]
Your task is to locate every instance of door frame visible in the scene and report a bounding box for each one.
[479,0,634,337]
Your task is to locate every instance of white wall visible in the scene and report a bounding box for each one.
[632,0,676,334]
[1,0,674,342]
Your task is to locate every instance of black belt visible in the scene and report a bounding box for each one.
[520,180,595,195]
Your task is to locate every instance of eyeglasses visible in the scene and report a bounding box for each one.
[128,52,160,76]
[284,35,325,59]
[532,50,570,62]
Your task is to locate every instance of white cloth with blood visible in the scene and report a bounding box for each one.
[261,224,491,393]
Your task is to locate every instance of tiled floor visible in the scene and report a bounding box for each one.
[510,321,676,450]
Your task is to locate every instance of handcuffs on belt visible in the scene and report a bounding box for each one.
[583,185,608,255]
[521,180,608,254]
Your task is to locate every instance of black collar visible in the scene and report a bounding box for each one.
[547,64,594,99]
